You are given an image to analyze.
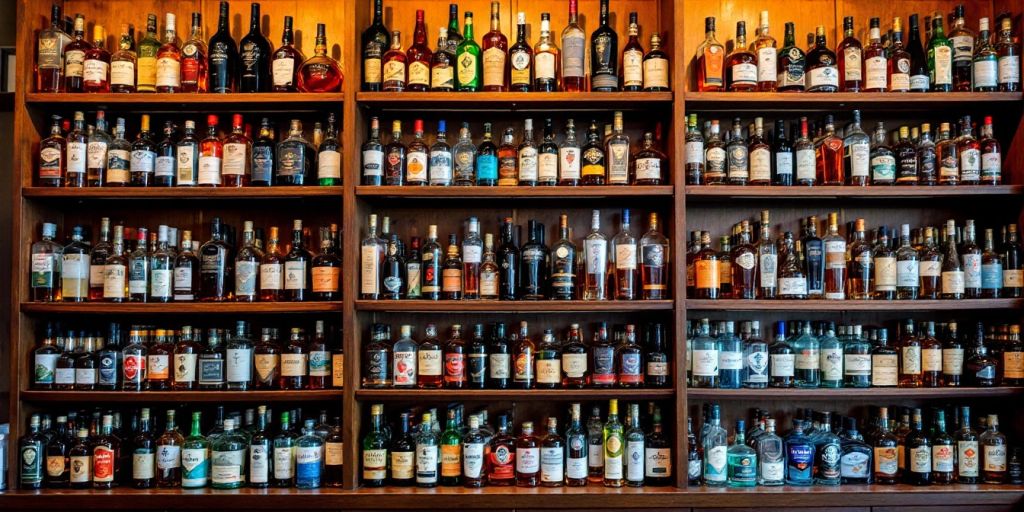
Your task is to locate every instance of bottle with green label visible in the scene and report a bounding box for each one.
[181,411,210,488]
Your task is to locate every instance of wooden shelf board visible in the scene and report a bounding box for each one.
[683,91,1024,110]
[356,91,673,110]
[356,185,673,199]
[685,185,1024,200]
[356,388,674,401]
[23,186,343,199]
[20,390,343,403]
[0,477,1020,509]
[687,387,1024,400]
[24,92,343,110]
[354,300,673,313]
[684,298,1024,312]
[20,302,343,314]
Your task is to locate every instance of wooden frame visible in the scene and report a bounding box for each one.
[4,0,1024,509]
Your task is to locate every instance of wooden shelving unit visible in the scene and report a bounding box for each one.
[7,0,1024,509]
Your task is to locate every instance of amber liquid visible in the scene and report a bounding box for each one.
[641,264,667,300]
[614,268,636,300]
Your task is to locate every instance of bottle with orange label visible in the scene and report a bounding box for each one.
[311,226,341,301]
[694,231,721,299]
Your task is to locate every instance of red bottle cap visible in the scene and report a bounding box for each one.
[232,114,243,128]
[207,114,218,126]
[414,119,424,133]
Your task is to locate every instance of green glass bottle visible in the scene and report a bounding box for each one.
[440,409,462,486]
[136,14,161,92]
[273,412,297,487]
[726,420,758,487]
[210,418,247,489]
[602,399,624,487]
[181,411,209,488]
[624,403,645,487]
[455,12,482,91]
[362,404,389,487]
[927,12,953,92]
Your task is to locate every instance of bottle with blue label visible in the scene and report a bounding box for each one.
[295,419,324,488]
[475,122,499,186]
[784,419,815,485]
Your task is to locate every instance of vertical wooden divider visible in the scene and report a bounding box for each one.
[668,0,687,489]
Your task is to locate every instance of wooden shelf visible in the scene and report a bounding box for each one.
[683,91,1024,110]
[23,186,343,200]
[24,92,343,110]
[354,299,673,313]
[685,185,1024,200]
[0,484,1020,510]
[20,302,343,314]
[688,387,1024,400]
[684,298,1024,312]
[356,91,673,110]
[356,388,674,401]
[20,390,343,403]
[356,185,674,199]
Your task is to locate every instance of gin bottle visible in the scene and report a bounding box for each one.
[727,420,757,487]
[756,418,785,485]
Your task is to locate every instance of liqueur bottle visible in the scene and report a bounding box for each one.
[361,0,390,91]
[589,0,618,91]
[272,16,304,92]
[208,1,239,93]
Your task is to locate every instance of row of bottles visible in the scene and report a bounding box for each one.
[19,406,344,489]
[687,212,1023,300]
[361,114,667,187]
[38,111,341,188]
[31,218,341,303]
[362,320,669,389]
[36,2,342,93]
[361,399,671,487]
[360,211,670,301]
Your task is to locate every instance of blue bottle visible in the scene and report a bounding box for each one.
[717,321,743,389]
[784,419,815,485]
[295,419,324,488]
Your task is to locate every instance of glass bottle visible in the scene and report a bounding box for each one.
[807,26,839,92]
[360,0,390,91]
[481,1,508,91]
[534,13,560,92]
[996,17,1020,92]
[81,25,110,93]
[456,12,482,91]
[928,13,954,91]
[836,16,863,91]
[726,22,756,91]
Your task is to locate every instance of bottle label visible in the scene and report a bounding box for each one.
[225,348,253,382]
[562,352,587,378]
[382,60,405,85]
[274,446,295,479]
[796,148,816,181]
[704,445,726,482]
[984,445,1006,472]
[67,141,87,175]
[942,348,964,375]
[718,350,743,370]
[254,353,279,383]
[409,61,429,87]
[755,47,777,83]
[430,64,454,90]
[933,444,954,472]
[111,60,136,86]
[483,47,506,87]
[221,144,246,176]
[865,56,887,89]
[770,353,795,377]
[406,151,428,183]
[958,441,979,477]
[280,352,307,377]
[489,353,510,378]
[235,260,258,296]
[692,349,719,376]
[198,155,222,185]
[312,266,340,293]
[456,52,478,86]
[510,49,532,86]
[974,59,998,87]
[326,442,344,466]
[93,446,116,482]
[363,449,387,480]
[309,350,330,377]
[156,57,181,87]
[731,62,757,85]
[362,150,383,177]
[559,147,580,180]
[897,260,920,287]
[441,445,461,477]
[999,56,1020,84]
[1005,269,1024,288]
[284,260,307,290]
[535,52,556,80]
[176,145,197,185]
[874,446,898,476]
[843,47,862,81]
[873,256,897,291]
[778,277,807,296]
[775,151,793,177]
[260,263,283,290]
[644,57,669,88]
[982,152,1001,178]
[607,142,629,184]
[795,349,820,370]
[920,260,941,277]
[807,65,839,89]
[462,442,484,479]
[759,254,777,288]
[536,358,561,384]
[416,445,438,483]
[921,347,942,373]
[418,349,442,376]
[908,445,931,473]
[750,147,771,181]
[933,46,953,85]
[272,58,296,86]
[871,354,898,385]
[840,451,870,478]
[744,349,768,383]
[844,353,871,376]
[870,154,895,181]
[568,449,588,480]
[820,347,843,381]
[623,49,643,87]
[901,346,921,375]
[961,149,981,182]
[182,448,209,486]
[1004,351,1024,378]
[174,353,198,383]
[942,270,965,294]
[83,59,109,84]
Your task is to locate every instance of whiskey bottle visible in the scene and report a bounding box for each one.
[695,17,725,91]
[694,231,719,299]
[972,18,998,91]
[863,18,887,92]
[802,217,824,298]
[86,111,111,187]
[81,25,110,93]
[105,118,131,187]
[996,17,1020,92]
[640,213,669,300]
[778,232,807,299]
[918,227,942,298]
[941,220,965,299]
[429,120,453,186]
[430,27,454,91]
[980,116,1002,184]
[550,215,577,299]
[509,12,533,92]
[150,225,173,303]
[583,210,608,300]
[726,118,748,185]
[405,237,422,299]
[684,114,704,184]
[757,210,777,299]
[581,121,607,185]
[538,119,558,186]
[36,4,71,93]
[129,115,157,187]
[962,220,983,297]
[806,26,839,92]
[207,2,237,93]
[1004,224,1023,297]
[949,5,976,91]
[421,225,442,300]
[269,16,303,92]
[199,218,229,301]
[836,17,862,91]
[612,210,637,300]
[497,219,519,300]
[382,31,407,92]
[406,120,429,186]
[957,116,981,184]
[407,11,432,92]
[127,228,150,303]
[777,22,805,91]
[482,2,508,91]
[155,13,181,93]
[847,219,872,300]
[479,234,499,300]
[818,115,845,185]
[442,235,464,300]
[276,120,312,185]
[197,115,222,187]
[888,17,911,92]
[238,3,272,92]
[753,11,777,92]
[726,22,756,92]
[361,0,390,92]
[154,120,176,186]
[748,117,770,185]
[589,0,618,91]
[520,220,549,300]
[517,119,539,186]
[317,114,342,186]
[311,227,341,301]
[794,117,815,186]
[534,13,559,92]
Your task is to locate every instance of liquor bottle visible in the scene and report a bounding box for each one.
[818,115,845,185]
[414,412,439,487]
[981,228,1004,298]
[403,11,432,92]
[444,325,467,389]
[174,120,199,186]
[508,12,532,92]
[1005,224,1023,297]
[813,412,842,485]
[512,320,536,389]
[972,18,998,91]
[871,328,899,387]
[757,210,777,299]
[684,115,704,185]
[517,119,538,186]
[589,0,618,91]
[836,16,863,92]
[749,11,778,92]
[775,22,805,92]
[702,404,728,486]
[558,0,587,92]
[276,120,312,185]
[207,2,239,93]
[38,115,66,186]
[888,17,911,92]
[296,24,343,93]
[178,411,209,488]
[109,23,136,93]
[601,399,625,487]
[271,16,304,92]
[784,419,814,485]
[958,116,981,185]
[91,414,120,489]
[838,417,871,483]
[537,119,558,186]
[102,225,128,303]
[956,406,980,483]
[791,323,820,388]
[726,118,748,185]
[582,210,608,300]
[131,408,156,488]
[941,220,965,299]
[59,226,88,302]
[581,121,607,184]
[238,3,272,92]
[86,111,111,187]
[612,210,637,299]
[694,231,719,299]
[514,421,541,487]
[489,323,512,389]
[153,120,176,186]
[748,117,771,185]
[149,225,173,303]
[310,227,340,301]
[197,115,223,187]
[640,213,669,299]
[726,22,756,92]
[474,123,498,185]
[135,15,160,92]
[846,218,873,299]
[549,214,576,300]
[907,14,930,91]
[456,12,482,91]
[519,220,549,299]
[941,322,964,386]
[481,2,508,91]
[441,234,464,299]
[181,13,208,92]
[361,0,390,91]
[861,17,887,92]
[806,26,839,92]
[929,12,954,91]
[406,120,429,186]
[979,116,1002,184]
[695,17,725,91]
[155,13,181,93]
[962,220,983,297]
[534,13,560,92]
[282,219,310,301]
[485,415,515,485]
[36,4,71,93]
[431,27,455,91]
[996,17,1020,92]
[794,118,815,185]
[903,408,932,485]
[949,5,976,91]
